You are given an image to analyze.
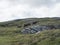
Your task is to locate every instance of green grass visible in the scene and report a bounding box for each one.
[0,18,60,45]
[0,29,60,45]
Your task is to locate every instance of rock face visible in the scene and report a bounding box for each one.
[21,25,60,34]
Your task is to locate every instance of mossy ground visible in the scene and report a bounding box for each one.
[0,18,60,45]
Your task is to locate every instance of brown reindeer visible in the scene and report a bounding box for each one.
[32,21,38,24]
[23,21,39,28]
[24,23,31,27]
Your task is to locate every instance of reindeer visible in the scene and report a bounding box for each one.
[32,21,38,24]
[24,23,31,28]
[23,21,39,28]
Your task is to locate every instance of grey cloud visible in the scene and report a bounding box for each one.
[57,0,60,2]
[8,0,57,7]
[0,0,60,7]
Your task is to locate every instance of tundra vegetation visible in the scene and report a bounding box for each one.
[0,18,60,45]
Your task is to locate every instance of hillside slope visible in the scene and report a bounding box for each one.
[0,18,60,45]
[0,29,60,45]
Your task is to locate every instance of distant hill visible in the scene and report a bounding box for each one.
[0,17,60,27]
[0,17,60,45]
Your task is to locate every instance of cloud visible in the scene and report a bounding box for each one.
[8,0,57,7]
[50,3,60,17]
[0,0,60,22]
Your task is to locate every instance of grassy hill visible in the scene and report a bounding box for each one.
[0,18,60,45]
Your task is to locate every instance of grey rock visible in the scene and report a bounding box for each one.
[21,25,60,34]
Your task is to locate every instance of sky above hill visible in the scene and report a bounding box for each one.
[0,0,60,22]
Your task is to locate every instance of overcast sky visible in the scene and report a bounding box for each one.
[0,0,60,22]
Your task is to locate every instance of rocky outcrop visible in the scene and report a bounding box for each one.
[21,25,60,34]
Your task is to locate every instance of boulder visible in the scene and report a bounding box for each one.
[21,25,60,34]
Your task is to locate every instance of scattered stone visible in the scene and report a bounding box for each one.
[21,25,60,34]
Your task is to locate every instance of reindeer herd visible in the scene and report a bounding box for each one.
[0,21,39,28]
